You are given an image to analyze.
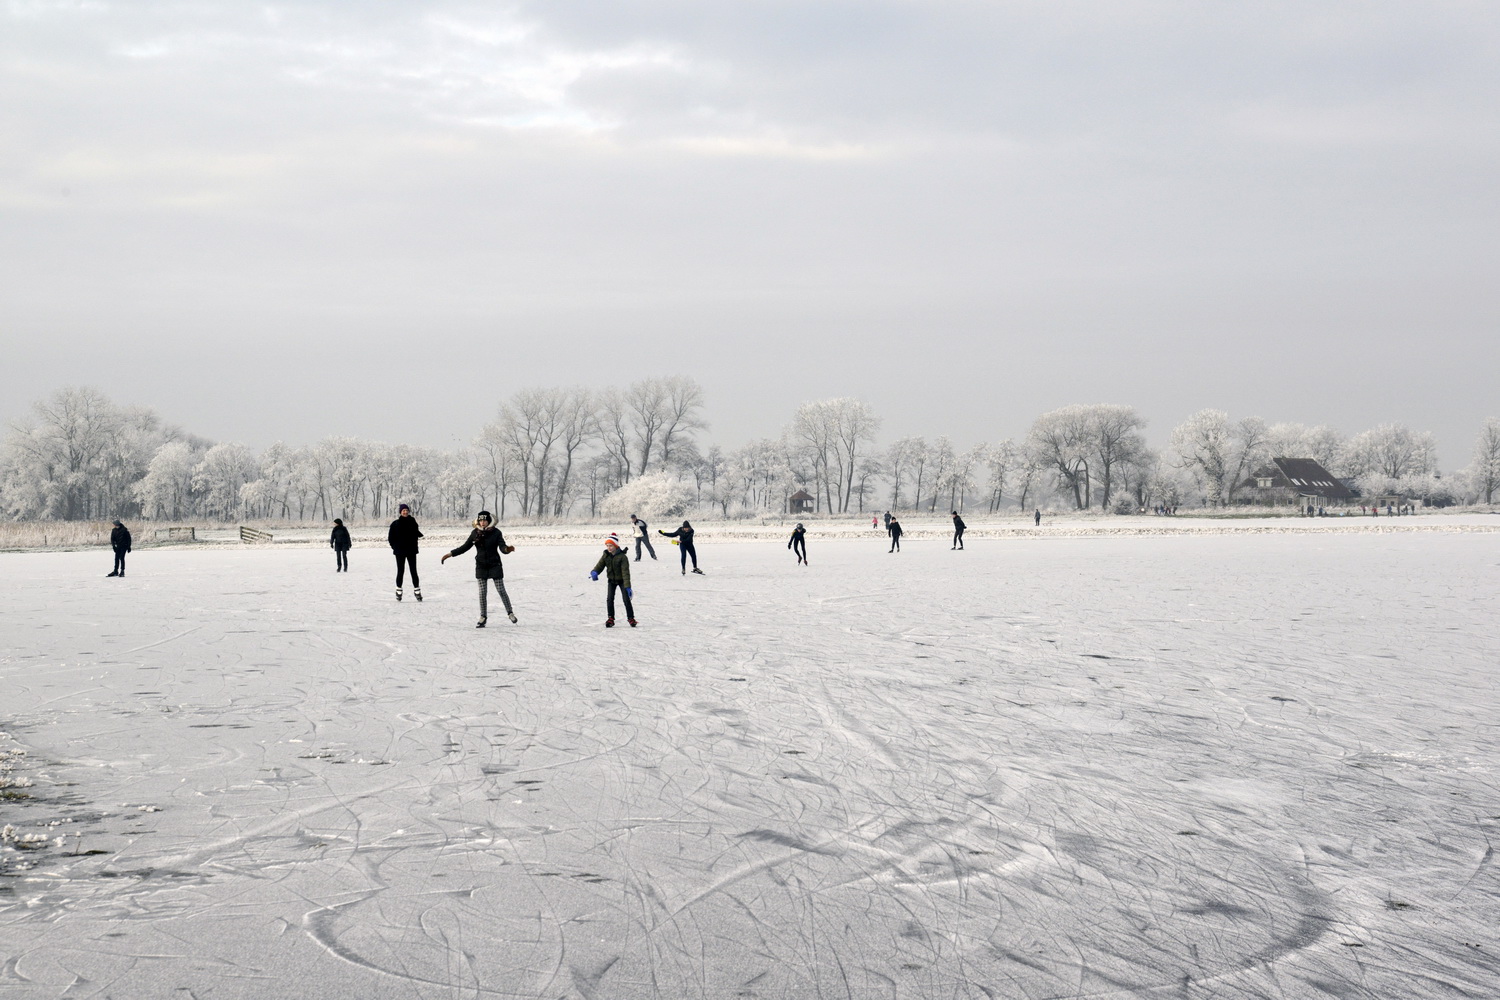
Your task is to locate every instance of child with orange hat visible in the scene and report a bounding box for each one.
[589,533,636,627]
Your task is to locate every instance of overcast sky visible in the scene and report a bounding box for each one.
[3,1,1497,461]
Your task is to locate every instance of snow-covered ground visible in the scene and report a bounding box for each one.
[2,532,1497,998]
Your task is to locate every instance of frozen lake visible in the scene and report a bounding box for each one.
[2,532,1498,998]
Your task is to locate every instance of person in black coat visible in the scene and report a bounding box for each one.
[107,520,131,577]
[442,510,516,628]
[330,518,351,572]
[388,503,423,601]
[887,515,903,553]
[659,520,702,574]
[788,523,807,565]
[951,511,966,550]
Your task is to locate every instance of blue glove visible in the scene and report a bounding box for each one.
[589,571,599,581]
[626,587,632,597]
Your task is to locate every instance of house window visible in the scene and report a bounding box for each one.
[1257,478,1272,488]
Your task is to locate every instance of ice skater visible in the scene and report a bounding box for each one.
[589,533,636,627]
[951,510,966,550]
[441,510,516,628]
[630,514,657,562]
[788,523,808,565]
[888,514,903,552]
[1034,509,1042,527]
[659,520,703,575]
[388,502,423,601]
[107,519,131,577]
[330,518,351,572]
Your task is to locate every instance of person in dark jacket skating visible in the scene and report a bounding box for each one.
[388,503,423,601]
[951,511,966,550]
[1034,509,1041,527]
[330,518,351,572]
[442,510,516,628]
[590,533,635,627]
[630,514,657,562]
[107,520,131,577]
[887,514,903,552]
[788,523,807,565]
[659,520,702,574]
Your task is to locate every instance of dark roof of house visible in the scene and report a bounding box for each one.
[1243,457,1353,499]
[788,490,814,501]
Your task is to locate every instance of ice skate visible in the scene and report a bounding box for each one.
[396,588,403,601]
[605,617,615,628]
[414,588,423,602]
[692,567,704,575]
[475,617,486,628]
[508,612,517,623]
[628,618,638,627]
[106,572,117,577]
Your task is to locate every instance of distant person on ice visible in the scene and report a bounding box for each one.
[951,511,966,550]
[630,514,657,562]
[883,511,891,531]
[590,533,636,627]
[330,518,351,572]
[388,503,423,601]
[887,514,903,552]
[107,519,131,577]
[788,523,807,565]
[660,520,703,575]
[1034,509,1041,527]
[442,510,516,628]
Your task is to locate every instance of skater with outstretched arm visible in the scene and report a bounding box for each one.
[951,511,966,550]
[388,503,424,601]
[887,514,903,552]
[590,533,636,627]
[788,523,808,565]
[441,510,516,628]
[107,519,131,577]
[659,520,703,575]
[330,518,351,572]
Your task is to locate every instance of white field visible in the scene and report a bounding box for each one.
[1,531,1498,999]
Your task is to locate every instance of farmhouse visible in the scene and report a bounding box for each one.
[1240,457,1354,506]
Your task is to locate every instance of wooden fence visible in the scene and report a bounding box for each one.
[239,526,273,544]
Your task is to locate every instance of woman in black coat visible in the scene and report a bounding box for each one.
[659,520,703,575]
[330,518,351,572]
[788,523,807,565]
[442,511,517,628]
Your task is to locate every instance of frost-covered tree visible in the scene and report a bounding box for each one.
[1027,406,1092,509]
[884,436,925,511]
[791,397,879,513]
[599,470,696,520]
[1344,423,1437,480]
[1468,418,1500,504]
[1169,409,1266,505]
[193,443,260,521]
[984,440,1018,512]
[134,442,198,520]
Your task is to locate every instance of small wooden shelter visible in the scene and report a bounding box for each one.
[787,490,816,514]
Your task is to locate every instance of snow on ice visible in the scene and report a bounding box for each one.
[1,529,1498,998]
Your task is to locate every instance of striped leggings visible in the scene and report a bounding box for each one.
[478,578,513,618]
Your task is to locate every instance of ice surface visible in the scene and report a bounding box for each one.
[1,533,1498,998]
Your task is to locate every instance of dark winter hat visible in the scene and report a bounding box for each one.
[112,519,123,526]
[681,520,692,528]
[334,518,343,525]
[476,510,492,521]
[795,523,804,530]
[399,503,411,512]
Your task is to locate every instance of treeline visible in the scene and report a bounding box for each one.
[3,385,1499,522]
